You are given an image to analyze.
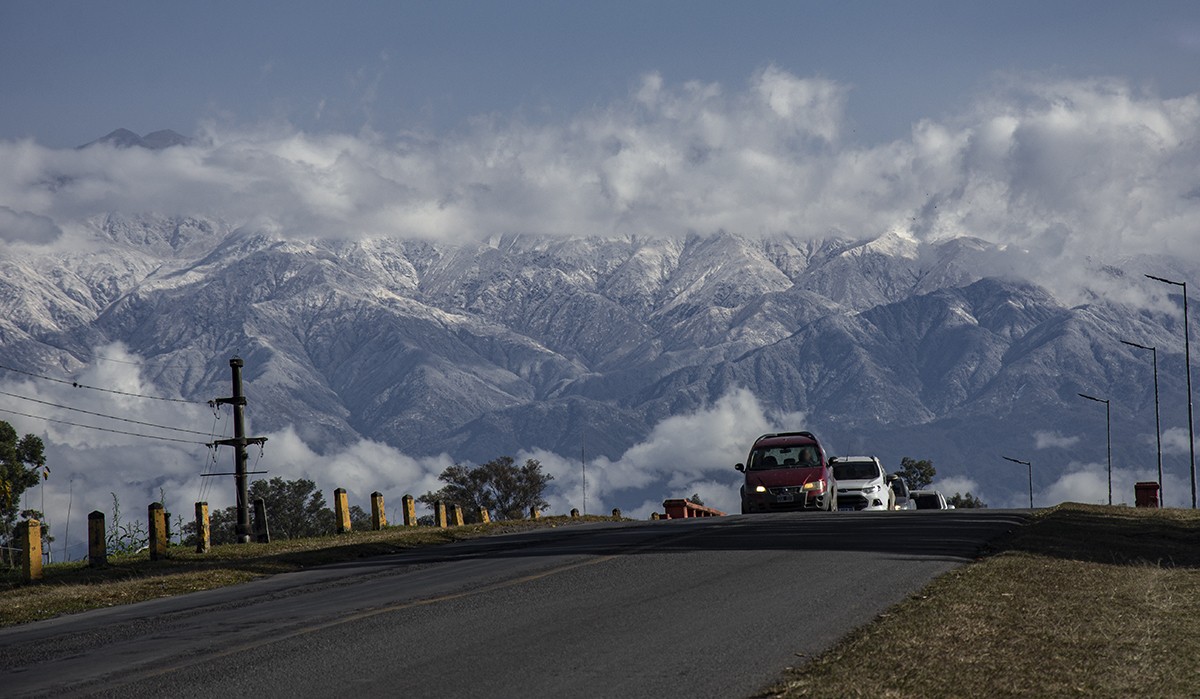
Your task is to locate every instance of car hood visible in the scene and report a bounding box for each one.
[836,478,881,489]
[745,467,826,488]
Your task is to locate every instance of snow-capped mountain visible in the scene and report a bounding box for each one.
[1,212,1195,509]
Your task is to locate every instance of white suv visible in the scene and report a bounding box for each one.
[830,456,895,511]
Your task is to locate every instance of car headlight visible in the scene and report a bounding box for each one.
[803,479,825,491]
[755,485,767,493]
[863,484,881,494]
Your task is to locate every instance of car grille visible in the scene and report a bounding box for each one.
[769,486,806,495]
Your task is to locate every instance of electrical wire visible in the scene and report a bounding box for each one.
[0,406,210,445]
[0,362,207,404]
[0,389,215,437]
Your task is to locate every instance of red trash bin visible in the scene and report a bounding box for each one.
[1134,481,1160,508]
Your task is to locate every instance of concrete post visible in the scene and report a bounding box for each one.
[88,510,107,567]
[450,504,464,526]
[530,506,540,520]
[253,497,270,543]
[371,491,386,530]
[478,506,491,524]
[148,503,168,560]
[402,494,417,526]
[570,508,580,518]
[611,508,622,519]
[434,500,447,529]
[651,512,661,520]
[195,502,210,554]
[335,488,351,534]
[19,519,42,582]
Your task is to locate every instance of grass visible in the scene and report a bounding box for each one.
[0,515,608,627]
[758,503,1200,698]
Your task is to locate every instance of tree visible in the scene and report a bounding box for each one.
[419,456,553,521]
[688,493,705,506]
[0,420,47,566]
[897,457,936,491]
[948,492,987,508]
[186,477,333,545]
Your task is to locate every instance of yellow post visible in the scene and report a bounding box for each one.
[478,506,491,524]
[371,491,386,530]
[450,504,464,526]
[88,510,107,567]
[20,519,42,583]
[195,502,210,553]
[402,494,417,526]
[530,506,540,520]
[335,488,351,534]
[611,508,622,519]
[651,512,660,520]
[434,500,447,529]
[571,508,580,518]
[148,503,168,560]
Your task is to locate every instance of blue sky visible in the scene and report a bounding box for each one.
[3,1,1200,148]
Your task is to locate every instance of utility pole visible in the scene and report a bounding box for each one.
[210,357,268,543]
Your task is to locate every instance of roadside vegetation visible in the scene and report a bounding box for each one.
[759,503,1200,698]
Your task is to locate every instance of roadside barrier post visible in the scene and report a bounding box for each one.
[530,506,540,520]
[402,494,416,526]
[335,488,351,534]
[435,500,447,529]
[148,503,168,560]
[253,497,270,543]
[88,510,107,566]
[450,504,464,527]
[478,506,490,524]
[195,502,210,554]
[19,518,42,583]
[570,508,580,518]
[612,508,622,519]
[371,492,386,530]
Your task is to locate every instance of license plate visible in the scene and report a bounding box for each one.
[838,506,856,511]
[776,493,794,503]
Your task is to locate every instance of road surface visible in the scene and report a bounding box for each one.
[0,509,1028,698]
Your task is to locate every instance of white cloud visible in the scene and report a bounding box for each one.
[1034,430,1081,449]
[1,69,1195,304]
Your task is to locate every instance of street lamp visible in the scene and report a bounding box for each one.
[1002,455,1033,509]
[1146,273,1195,508]
[1120,339,1163,506]
[1078,392,1112,506]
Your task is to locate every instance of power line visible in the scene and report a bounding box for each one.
[0,406,210,445]
[0,362,207,404]
[0,389,216,437]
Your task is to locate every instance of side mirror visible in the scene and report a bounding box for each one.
[735,463,745,472]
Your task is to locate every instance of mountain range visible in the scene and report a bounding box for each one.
[3,206,1196,509]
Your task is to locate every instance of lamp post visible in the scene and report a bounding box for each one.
[1002,456,1033,509]
[1120,339,1163,505]
[1146,274,1195,508]
[1078,393,1112,506]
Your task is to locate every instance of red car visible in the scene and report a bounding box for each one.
[735,431,837,513]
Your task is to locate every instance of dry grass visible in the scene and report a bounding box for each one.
[0,515,606,627]
[759,503,1200,698]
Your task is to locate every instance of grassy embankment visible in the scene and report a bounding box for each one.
[4,505,1198,697]
[760,503,1200,698]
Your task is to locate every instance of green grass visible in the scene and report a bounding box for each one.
[758,503,1200,698]
[0,515,609,627]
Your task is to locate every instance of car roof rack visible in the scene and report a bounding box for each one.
[755,431,817,441]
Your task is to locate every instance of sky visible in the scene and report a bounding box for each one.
[5,2,1200,555]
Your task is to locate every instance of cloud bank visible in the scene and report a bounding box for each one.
[1,69,1198,287]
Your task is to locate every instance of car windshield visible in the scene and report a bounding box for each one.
[748,445,820,470]
[913,493,941,509]
[832,461,879,481]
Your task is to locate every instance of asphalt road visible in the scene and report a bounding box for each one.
[0,509,1028,698]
